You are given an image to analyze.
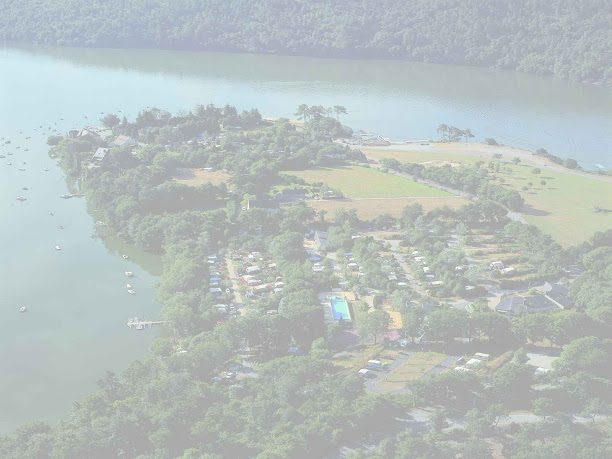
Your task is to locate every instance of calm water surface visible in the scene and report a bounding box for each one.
[0,44,610,431]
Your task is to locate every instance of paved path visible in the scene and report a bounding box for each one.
[225,256,244,306]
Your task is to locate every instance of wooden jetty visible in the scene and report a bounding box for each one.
[127,317,166,330]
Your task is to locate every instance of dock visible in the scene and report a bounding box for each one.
[126,318,166,330]
[60,193,84,199]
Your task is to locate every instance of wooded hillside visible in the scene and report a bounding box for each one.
[0,0,610,84]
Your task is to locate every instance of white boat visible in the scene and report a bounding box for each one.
[122,254,129,260]
[18,306,27,313]
[16,196,27,201]
[126,283,133,289]
[125,271,134,277]
[127,289,136,295]
[55,245,62,251]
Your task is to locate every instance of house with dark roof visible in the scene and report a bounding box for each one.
[495,295,526,315]
[525,295,560,313]
[275,188,306,205]
[545,283,572,309]
[496,292,562,315]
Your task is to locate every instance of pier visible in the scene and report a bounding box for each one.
[126,318,166,330]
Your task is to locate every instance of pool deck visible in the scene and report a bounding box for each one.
[320,292,354,322]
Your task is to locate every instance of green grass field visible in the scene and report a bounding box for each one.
[492,163,612,246]
[363,148,482,166]
[361,147,612,246]
[283,165,449,198]
[374,352,447,392]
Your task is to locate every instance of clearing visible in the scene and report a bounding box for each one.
[283,165,466,219]
[173,168,231,187]
[283,165,449,198]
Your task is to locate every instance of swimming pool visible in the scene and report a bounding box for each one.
[330,296,351,321]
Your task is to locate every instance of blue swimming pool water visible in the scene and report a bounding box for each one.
[330,297,351,321]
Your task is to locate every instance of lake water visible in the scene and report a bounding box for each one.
[0,44,610,431]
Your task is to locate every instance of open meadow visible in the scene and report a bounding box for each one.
[362,145,612,246]
[283,165,466,219]
[283,165,449,198]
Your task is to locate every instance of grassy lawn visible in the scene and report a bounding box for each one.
[331,344,384,370]
[375,352,448,392]
[305,196,467,220]
[362,147,612,246]
[363,148,482,166]
[173,168,231,187]
[492,164,612,246]
[283,165,449,198]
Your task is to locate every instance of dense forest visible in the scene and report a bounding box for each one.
[0,0,610,85]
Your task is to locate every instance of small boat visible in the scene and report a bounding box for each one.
[49,211,54,216]
[127,289,136,295]
[122,254,129,260]
[16,196,27,201]
[126,283,133,289]
[125,271,134,277]
[18,306,27,313]
[55,245,62,251]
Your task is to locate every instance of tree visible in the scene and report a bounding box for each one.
[552,336,610,378]
[294,104,310,122]
[402,308,424,343]
[532,397,557,420]
[332,105,347,120]
[425,308,468,344]
[564,158,579,169]
[429,408,448,432]
[437,124,449,142]
[358,309,391,344]
[101,113,121,128]
[548,311,592,347]
[463,128,474,142]
[511,313,550,344]
[278,292,324,346]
